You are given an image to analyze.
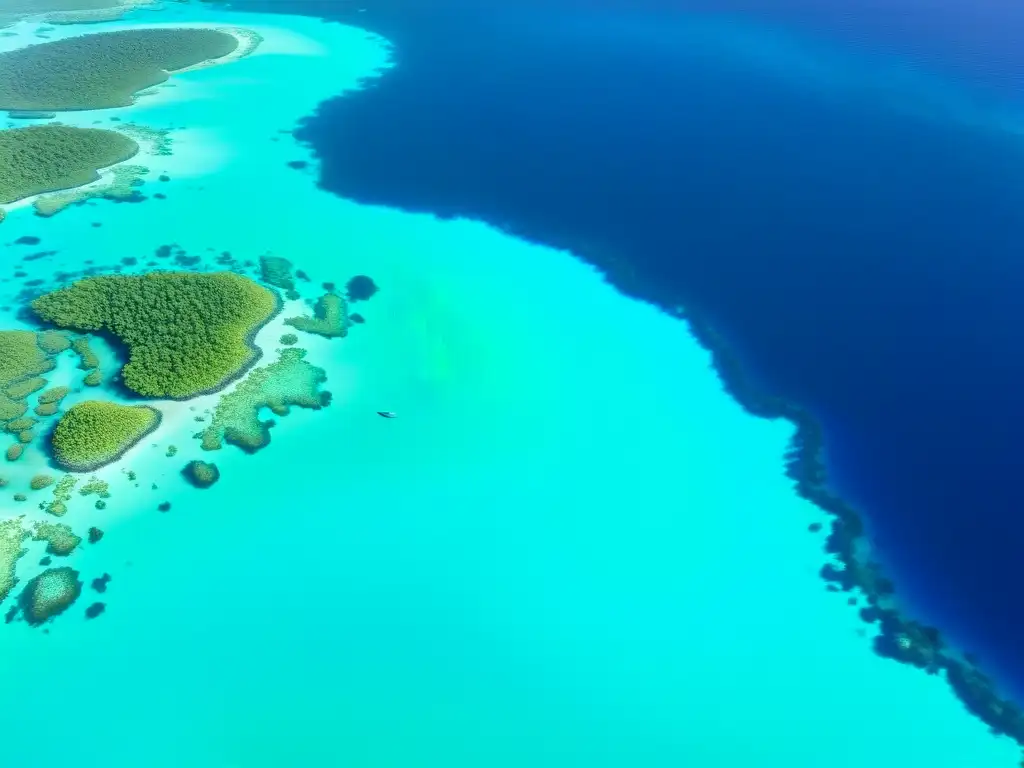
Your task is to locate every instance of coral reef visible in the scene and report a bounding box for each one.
[46,474,76,516]
[199,347,328,452]
[0,125,138,205]
[346,275,378,301]
[33,272,278,397]
[69,335,99,370]
[17,566,81,625]
[279,333,298,346]
[87,527,103,544]
[259,254,295,292]
[0,29,238,111]
[84,601,105,619]
[33,402,58,417]
[29,474,54,490]
[4,417,36,433]
[182,459,219,488]
[50,400,160,471]
[0,517,28,602]
[31,521,80,555]
[285,293,347,338]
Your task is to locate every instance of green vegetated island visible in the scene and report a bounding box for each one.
[32,271,278,398]
[0,257,366,626]
[51,401,159,471]
[0,124,139,205]
[0,0,156,27]
[0,28,238,111]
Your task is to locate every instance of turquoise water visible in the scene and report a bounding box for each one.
[0,4,1018,766]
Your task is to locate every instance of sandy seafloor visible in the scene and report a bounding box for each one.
[0,4,1017,767]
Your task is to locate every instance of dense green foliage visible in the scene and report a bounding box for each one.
[0,28,238,111]
[50,400,159,471]
[279,333,298,346]
[83,369,102,386]
[5,377,46,401]
[32,271,277,398]
[200,347,327,452]
[70,336,99,370]
[0,331,54,421]
[285,293,347,338]
[0,125,138,205]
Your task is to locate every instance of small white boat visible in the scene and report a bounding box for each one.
[377,411,397,418]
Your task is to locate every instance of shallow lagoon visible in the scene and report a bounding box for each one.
[0,4,1016,766]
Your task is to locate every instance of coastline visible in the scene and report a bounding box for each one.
[155,283,283,403]
[680,308,1024,745]
[0,131,140,209]
[166,26,263,75]
[49,404,162,473]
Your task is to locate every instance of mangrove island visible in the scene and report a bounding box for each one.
[32,271,278,398]
[0,27,238,111]
[50,400,160,471]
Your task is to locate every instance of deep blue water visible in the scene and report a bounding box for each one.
[223,0,1024,699]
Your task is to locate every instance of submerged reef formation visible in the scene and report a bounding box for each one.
[31,521,80,556]
[0,517,28,602]
[0,28,238,111]
[32,271,278,397]
[0,125,138,205]
[46,474,76,517]
[34,163,148,216]
[36,330,70,355]
[182,459,219,488]
[346,275,378,302]
[285,292,347,338]
[16,566,81,625]
[681,312,1024,751]
[259,254,296,294]
[69,335,99,370]
[50,400,159,471]
[198,347,328,452]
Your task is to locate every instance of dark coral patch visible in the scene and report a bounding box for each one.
[345,275,377,301]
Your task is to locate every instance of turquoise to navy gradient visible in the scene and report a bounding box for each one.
[221,0,1024,696]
